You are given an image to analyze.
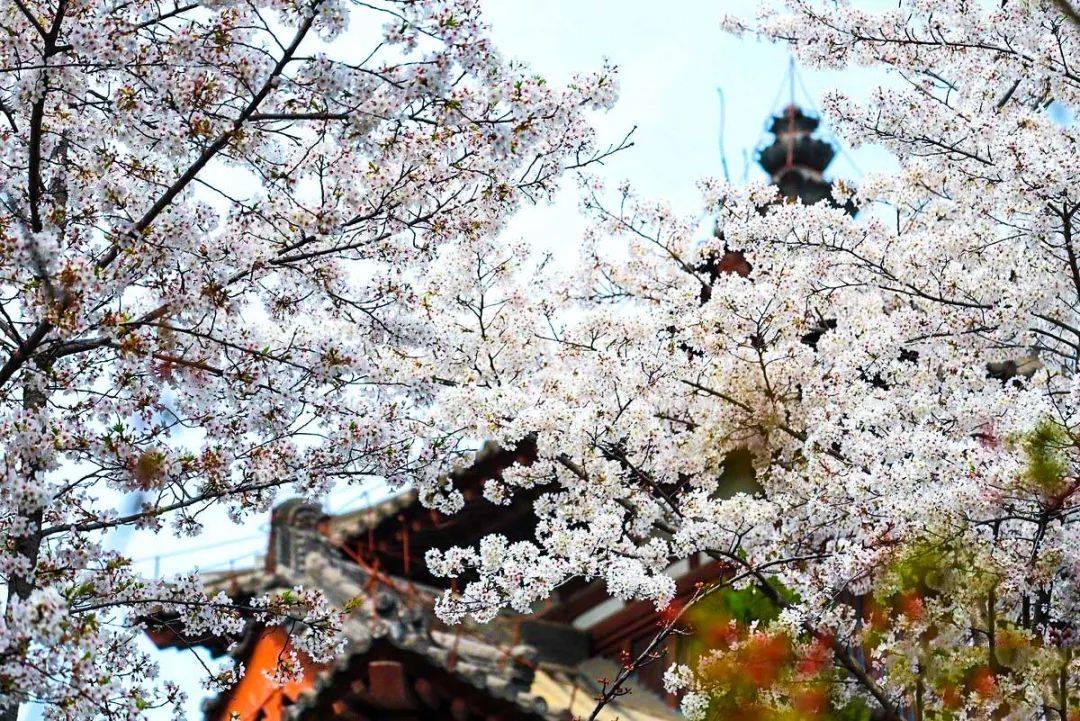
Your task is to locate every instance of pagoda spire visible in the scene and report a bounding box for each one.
[757,62,853,212]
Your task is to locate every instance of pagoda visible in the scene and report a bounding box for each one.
[757,102,855,213]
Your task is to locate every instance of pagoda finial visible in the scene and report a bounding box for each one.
[757,66,853,213]
[788,55,796,108]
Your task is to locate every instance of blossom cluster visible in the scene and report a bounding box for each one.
[421,4,1080,721]
[0,0,617,716]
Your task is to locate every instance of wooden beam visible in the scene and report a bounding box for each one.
[367,661,418,711]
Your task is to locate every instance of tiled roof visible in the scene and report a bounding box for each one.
[284,550,548,719]
[197,494,681,721]
[321,489,417,546]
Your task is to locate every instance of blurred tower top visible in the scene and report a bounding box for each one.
[755,59,855,214]
[758,103,844,208]
[765,104,821,136]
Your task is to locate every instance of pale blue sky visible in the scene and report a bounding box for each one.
[484,0,895,256]
[27,4,899,720]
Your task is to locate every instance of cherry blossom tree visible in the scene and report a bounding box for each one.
[423,3,1079,721]
[0,0,621,716]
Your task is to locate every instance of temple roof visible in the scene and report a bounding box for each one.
[150,496,681,721]
[321,440,544,588]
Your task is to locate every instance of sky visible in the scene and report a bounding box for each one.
[483,1,896,251]
[29,3,899,719]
